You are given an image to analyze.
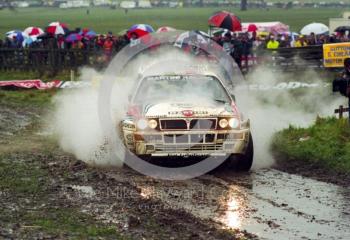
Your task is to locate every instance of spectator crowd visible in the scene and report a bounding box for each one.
[0,28,130,57]
[1,22,350,71]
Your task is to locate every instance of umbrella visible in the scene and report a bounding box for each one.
[208,11,242,32]
[84,30,97,39]
[78,29,97,39]
[127,24,154,38]
[300,23,329,35]
[335,26,350,33]
[46,25,68,35]
[174,30,210,48]
[247,24,258,32]
[156,26,176,33]
[6,30,26,42]
[66,33,83,42]
[48,21,69,29]
[24,27,44,36]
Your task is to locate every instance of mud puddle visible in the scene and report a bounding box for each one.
[107,168,350,240]
[216,169,350,239]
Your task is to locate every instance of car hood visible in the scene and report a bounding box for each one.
[142,102,236,118]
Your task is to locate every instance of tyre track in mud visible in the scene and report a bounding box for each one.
[107,167,350,240]
[209,169,350,240]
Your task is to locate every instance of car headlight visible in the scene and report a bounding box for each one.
[137,119,148,130]
[229,118,240,129]
[219,119,229,128]
[148,119,158,129]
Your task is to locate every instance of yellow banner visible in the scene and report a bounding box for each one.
[323,42,350,68]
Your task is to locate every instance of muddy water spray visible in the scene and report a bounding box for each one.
[236,67,343,169]
[50,45,343,171]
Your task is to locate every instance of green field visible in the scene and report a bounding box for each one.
[0,7,346,36]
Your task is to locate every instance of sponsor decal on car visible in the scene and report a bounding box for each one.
[182,110,194,117]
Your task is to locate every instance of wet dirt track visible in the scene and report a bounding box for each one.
[108,167,350,240]
[215,169,350,240]
[1,105,350,239]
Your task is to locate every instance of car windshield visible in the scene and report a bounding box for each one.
[133,75,231,104]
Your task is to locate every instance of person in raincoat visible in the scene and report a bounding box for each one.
[294,35,308,48]
[222,32,233,55]
[103,37,114,62]
[266,35,279,49]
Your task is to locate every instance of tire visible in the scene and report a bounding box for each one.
[228,133,254,171]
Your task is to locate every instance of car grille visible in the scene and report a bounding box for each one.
[162,134,216,144]
[160,119,217,130]
[140,133,243,144]
[155,143,223,152]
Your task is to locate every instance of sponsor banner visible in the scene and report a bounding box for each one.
[0,80,330,91]
[0,79,62,89]
[323,42,350,68]
[236,82,330,91]
[0,79,91,89]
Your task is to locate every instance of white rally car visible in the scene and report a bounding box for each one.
[121,74,253,171]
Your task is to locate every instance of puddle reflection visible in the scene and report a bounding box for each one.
[224,196,241,228]
[216,173,254,230]
[140,186,154,199]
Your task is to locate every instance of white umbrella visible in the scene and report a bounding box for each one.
[174,30,210,48]
[300,23,329,35]
[48,21,68,28]
[6,30,27,41]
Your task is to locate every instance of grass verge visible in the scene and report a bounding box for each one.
[272,117,350,173]
[0,70,72,82]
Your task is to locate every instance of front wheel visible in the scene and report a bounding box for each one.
[228,133,254,171]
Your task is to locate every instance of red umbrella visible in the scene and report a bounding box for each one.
[127,24,154,39]
[46,25,68,35]
[247,24,258,32]
[23,27,44,36]
[208,11,242,32]
[48,22,69,29]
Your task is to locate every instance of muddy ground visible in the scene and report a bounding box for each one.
[1,102,350,240]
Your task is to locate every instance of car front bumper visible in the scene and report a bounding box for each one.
[123,128,250,157]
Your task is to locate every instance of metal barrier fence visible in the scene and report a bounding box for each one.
[0,45,326,73]
[262,45,324,71]
[0,48,116,73]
